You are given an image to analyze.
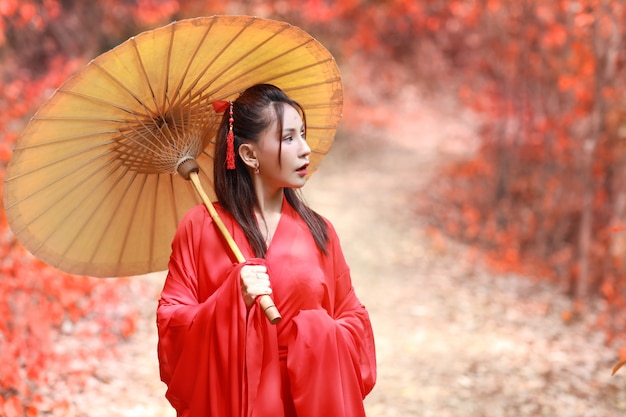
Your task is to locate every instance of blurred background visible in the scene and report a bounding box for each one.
[2,0,626,416]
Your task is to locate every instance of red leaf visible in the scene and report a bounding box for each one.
[3,396,24,417]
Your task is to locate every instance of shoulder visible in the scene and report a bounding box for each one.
[284,200,334,228]
[323,217,341,244]
[173,203,239,247]
[177,202,236,235]
[179,202,232,223]
[312,210,337,235]
[306,207,342,244]
[179,203,211,226]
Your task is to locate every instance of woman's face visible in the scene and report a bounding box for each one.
[254,103,311,190]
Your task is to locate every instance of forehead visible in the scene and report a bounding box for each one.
[281,104,303,127]
[261,103,303,139]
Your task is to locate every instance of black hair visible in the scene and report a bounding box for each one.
[213,84,329,257]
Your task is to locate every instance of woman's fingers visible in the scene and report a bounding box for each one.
[240,265,272,306]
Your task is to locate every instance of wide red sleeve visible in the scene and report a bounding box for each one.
[156,207,283,417]
[285,222,377,417]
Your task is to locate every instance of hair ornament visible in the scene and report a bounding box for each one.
[212,100,236,170]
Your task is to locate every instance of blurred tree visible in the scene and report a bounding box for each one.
[423,0,626,347]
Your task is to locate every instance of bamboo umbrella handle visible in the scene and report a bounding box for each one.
[188,171,282,324]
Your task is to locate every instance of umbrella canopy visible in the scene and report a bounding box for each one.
[3,15,343,278]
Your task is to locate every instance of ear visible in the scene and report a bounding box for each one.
[238,143,258,170]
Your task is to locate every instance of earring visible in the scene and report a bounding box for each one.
[254,163,260,174]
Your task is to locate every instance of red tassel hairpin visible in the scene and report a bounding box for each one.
[225,101,235,170]
[212,100,236,170]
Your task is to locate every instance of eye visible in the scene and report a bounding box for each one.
[282,135,294,142]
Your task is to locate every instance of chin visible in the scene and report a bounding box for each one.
[288,179,307,189]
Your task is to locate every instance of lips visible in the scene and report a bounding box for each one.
[296,162,309,174]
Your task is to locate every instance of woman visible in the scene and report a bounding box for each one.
[157,84,376,417]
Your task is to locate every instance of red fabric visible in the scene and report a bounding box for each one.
[212,100,230,113]
[157,200,376,417]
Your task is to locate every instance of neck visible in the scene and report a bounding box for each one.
[253,186,284,247]
[254,185,284,217]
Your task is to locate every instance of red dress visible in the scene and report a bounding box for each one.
[157,199,376,417]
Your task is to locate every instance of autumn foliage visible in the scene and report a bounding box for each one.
[0,1,187,415]
[3,0,626,414]
[416,1,626,348]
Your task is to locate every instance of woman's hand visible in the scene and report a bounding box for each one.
[240,264,272,308]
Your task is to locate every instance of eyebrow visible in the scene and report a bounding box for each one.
[282,126,303,134]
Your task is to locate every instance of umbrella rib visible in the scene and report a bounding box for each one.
[107,172,150,276]
[129,36,169,130]
[86,62,157,117]
[278,74,342,96]
[148,173,161,270]
[63,169,129,264]
[7,153,122,232]
[174,17,258,104]
[19,158,127,260]
[76,170,131,274]
[186,20,292,101]
[11,129,119,151]
[254,58,337,90]
[19,111,180,175]
[126,29,219,171]
[78,167,140,272]
[291,98,342,110]
[117,112,180,172]
[51,88,149,118]
[4,141,116,185]
[195,39,329,101]
[158,20,194,156]
[167,83,203,164]
[160,24,175,115]
[168,17,220,109]
[167,173,181,229]
[93,48,178,160]
[87,61,189,167]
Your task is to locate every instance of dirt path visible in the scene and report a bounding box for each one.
[61,91,626,416]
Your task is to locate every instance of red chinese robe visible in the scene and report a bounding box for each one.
[157,199,376,417]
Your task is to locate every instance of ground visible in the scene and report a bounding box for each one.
[56,88,626,416]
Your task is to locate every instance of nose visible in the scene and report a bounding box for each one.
[299,135,311,157]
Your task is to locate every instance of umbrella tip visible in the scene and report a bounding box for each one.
[177,158,200,180]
